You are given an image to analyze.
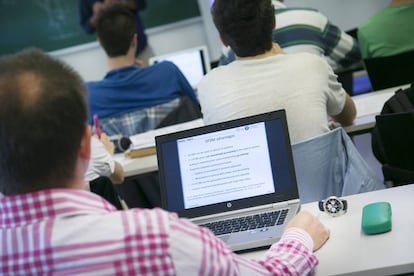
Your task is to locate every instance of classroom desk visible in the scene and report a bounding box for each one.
[114,119,204,177]
[344,84,409,135]
[240,184,414,276]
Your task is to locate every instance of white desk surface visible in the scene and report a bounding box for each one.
[240,184,414,276]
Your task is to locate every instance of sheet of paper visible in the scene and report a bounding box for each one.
[129,119,205,149]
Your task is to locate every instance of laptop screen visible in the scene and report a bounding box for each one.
[156,110,299,219]
[149,46,210,89]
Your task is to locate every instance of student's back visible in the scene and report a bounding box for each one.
[358,1,414,58]
[199,0,356,144]
[199,52,346,143]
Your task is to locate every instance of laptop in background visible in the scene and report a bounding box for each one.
[149,45,211,90]
[155,110,301,252]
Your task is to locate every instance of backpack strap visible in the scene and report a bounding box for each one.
[381,84,414,114]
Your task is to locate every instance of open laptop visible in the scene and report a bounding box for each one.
[155,110,301,252]
[149,45,211,90]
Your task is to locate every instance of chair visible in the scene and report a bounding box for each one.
[99,98,181,137]
[292,128,385,204]
[363,49,414,91]
[114,96,203,208]
[371,111,414,186]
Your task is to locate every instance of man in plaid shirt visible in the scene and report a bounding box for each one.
[0,49,329,275]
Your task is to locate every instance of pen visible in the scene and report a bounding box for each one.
[93,114,101,138]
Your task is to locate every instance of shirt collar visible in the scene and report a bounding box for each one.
[105,64,141,79]
[0,189,117,228]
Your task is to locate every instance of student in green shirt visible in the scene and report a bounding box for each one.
[358,0,414,59]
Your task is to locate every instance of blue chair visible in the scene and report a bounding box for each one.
[292,128,385,204]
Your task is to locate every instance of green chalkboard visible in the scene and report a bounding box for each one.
[0,0,201,55]
[141,0,200,29]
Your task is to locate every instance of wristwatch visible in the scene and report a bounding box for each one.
[319,196,348,217]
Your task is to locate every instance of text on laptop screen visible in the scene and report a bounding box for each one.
[157,112,297,215]
[150,47,209,88]
[177,122,275,209]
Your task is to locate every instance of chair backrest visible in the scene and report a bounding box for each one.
[156,96,202,128]
[292,128,384,204]
[363,49,414,91]
[99,98,180,137]
[112,96,202,209]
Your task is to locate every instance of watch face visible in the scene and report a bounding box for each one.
[324,197,343,216]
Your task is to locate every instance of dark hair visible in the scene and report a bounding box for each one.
[96,5,136,57]
[0,49,88,195]
[212,0,275,57]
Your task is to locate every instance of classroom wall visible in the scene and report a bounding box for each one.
[283,0,390,31]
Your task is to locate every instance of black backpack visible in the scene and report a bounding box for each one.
[378,83,414,114]
[371,83,414,186]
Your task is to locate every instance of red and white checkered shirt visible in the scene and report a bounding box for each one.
[0,189,317,275]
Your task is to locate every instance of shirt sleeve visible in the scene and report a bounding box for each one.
[79,0,95,33]
[357,26,371,59]
[324,60,347,116]
[167,213,318,275]
[322,19,362,71]
[84,136,115,182]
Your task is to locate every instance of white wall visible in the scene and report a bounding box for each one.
[283,0,390,31]
[52,17,208,82]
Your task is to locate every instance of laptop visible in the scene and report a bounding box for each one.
[149,45,211,90]
[155,110,301,252]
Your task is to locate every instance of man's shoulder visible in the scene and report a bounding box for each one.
[276,6,325,18]
[359,7,390,33]
[149,60,179,72]
[284,52,327,65]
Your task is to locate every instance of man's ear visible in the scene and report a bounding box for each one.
[79,125,91,160]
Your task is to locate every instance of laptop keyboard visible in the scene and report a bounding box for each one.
[200,209,289,236]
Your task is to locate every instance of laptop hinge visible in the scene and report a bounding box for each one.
[272,199,300,209]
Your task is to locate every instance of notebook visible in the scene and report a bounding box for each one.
[155,110,300,252]
[149,46,211,90]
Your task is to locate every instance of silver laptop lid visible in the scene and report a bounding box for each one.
[156,110,299,219]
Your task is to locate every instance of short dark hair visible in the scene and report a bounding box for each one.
[212,0,275,57]
[96,5,136,57]
[0,49,88,195]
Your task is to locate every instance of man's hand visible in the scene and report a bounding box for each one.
[286,210,330,251]
[99,133,115,156]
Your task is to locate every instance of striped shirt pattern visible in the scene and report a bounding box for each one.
[221,3,361,71]
[0,189,317,275]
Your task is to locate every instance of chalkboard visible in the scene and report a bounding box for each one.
[0,0,201,55]
[141,0,200,29]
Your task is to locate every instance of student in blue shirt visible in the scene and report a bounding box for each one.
[86,6,199,136]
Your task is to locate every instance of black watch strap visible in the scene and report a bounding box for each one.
[318,200,325,211]
[342,199,348,211]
